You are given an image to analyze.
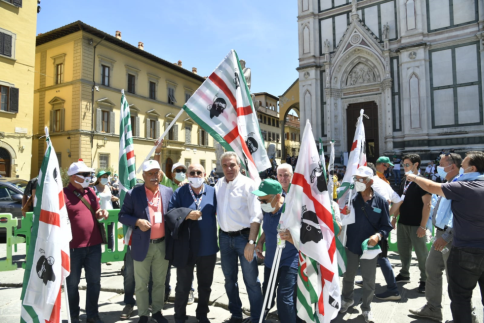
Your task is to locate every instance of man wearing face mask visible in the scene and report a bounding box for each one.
[393,154,431,293]
[165,164,218,323]
[340,166,392,323]
[64,160,109,323]
[252,179,301,323]
[406,151,484,323]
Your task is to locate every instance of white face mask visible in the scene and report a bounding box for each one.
[354,181,367,192]
[75,175,91,188]
[405,170,414,175]
[261,195,276,213]
[175,172,186,182]
[189,177,204,188]
[100,178,109,185]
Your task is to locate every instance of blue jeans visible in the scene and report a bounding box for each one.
[66,244,101,319]
[378,257,398,293]
[124,247,153,306]
[219,231,263,322]
[262,266,302,323]
[393,170,401,186]
[447,247,484,323]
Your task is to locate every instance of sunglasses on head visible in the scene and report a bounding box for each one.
[445,152,457,165]
[77,172,91,177]
[189,171,203,176]
[175,169,186,173]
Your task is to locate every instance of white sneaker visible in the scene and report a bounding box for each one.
[340,299,354,313]
[363,311,375,323]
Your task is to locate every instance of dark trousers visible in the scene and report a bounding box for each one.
[123,247,153,306]
[174,254,217,321]
[107,223,114,250]
[66,244,101,319]
[447,246,484,323]
[378,257,398,292]
[166,262,195,298]
[262,265,302,323]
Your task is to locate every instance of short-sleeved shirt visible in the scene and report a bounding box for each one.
[64,183,102,249]
[262,192,298,269]
[145,186,164,239]
[24,177,38,198]
[168,184,219,257]
[442,180,484,249]
[398,180,430,226]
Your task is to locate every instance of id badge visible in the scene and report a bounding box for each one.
[401,194,405,201]
[154,212,162,224]
[373,207,382,213]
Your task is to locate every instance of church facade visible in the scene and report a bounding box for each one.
[297,0,484,163]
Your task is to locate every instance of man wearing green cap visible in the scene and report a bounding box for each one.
[252,179,301,323]
[376,156,393,185]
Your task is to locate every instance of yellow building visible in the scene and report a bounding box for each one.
[253,92,282,164]
[279,79,301,160]
[33,21,217,179]
[284,115,301,157]
[0,0,37,179]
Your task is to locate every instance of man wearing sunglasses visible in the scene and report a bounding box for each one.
[165,163,218,323]
[215,151,264,323]
[375,156,393,185]
[153,140,188,191]
[394,154,431,293]
[64,160,109,323]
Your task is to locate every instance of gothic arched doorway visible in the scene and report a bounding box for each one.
[346,102,379,163]
[0,148,11,177]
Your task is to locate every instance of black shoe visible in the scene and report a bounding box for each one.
[86,317,104,323]
[395,274,410,283]
[418,281,426,293]
[228,317,244,323]
[138,316,149,323]
[355,280,363,287]
[152,311,169,323]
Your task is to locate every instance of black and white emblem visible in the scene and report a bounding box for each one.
[310,161,328,193]
[245,133,259,155]
[207,97,227,119]
[300,206,323,244]
[36,249,56,285]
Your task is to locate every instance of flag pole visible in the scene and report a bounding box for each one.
[258,246,282,323]
[63,278,72,323]
[136,108,184,173]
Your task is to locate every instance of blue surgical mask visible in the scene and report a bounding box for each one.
[175,172,186,182]
[100,178,109,185]
[437,166,449,179]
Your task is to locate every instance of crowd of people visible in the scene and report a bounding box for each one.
[21,142,484,323]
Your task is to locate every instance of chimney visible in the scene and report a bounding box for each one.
[177,60,182,67]
[192,67,197,74]
[138,42,144,50]
[115,31,122,40]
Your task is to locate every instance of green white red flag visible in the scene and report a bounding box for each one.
[280,121,340,322]
[20,127,71,323]
[118,90,136,246]
[182,50,271,183]
[337,109,367,225]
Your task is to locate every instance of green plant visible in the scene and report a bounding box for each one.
[60,167,70,188]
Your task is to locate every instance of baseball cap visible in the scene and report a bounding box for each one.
[172,162,187,173]
[361,238,382,260]
[96,170,111,178]
[376,156,394,166]
[142,160,161,172]
[354,166,374,178]
[67,159,94,176]
[251,179,282,197]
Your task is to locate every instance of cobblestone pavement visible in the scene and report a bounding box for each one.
[0,244,482,323]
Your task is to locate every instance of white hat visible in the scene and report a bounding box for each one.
[171,162,187,173]
[354,166,373,178]
[142,160,161,172]
[67,159,94,176]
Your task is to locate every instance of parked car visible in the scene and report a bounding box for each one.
[0,178,28,241]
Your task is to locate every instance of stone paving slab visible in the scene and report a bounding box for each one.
[1,243,482,323]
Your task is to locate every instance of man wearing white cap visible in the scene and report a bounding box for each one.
[64,159,109,323]
[340,166,393,323]
[119,160,173,323]
[153,140,187,192]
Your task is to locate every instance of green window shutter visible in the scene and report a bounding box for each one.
[109,111,115,134]
[50,110,54,132]
[204,131,208,146]
[135,116,140,137]
[198,129,202,145]
[96,109,102,132]
[2,34,12,57]
[146,118,151,138]
[0,33,3,56]
[60,108,65,131]
[174,124,178,141]
[155,120,160,139]
[9,87,19,113]
[185,126,191,144]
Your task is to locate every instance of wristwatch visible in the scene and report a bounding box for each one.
[154,152,161,156]
[248,240,255,245]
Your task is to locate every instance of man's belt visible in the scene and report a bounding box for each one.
[220,228,251,237]
[150,237,165,244]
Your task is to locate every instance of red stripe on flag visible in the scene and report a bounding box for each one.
[317,264,335,315]
[237,105,253,116]
[58,191,65,211]
[292,173,337,262]
[299,252,308,282]
[127,150,135,160]
[209,73,237,109]
[46,287,61,323]
[224,127,240,144]
[318,291,325,315]
[350,140,358,151]
[239,135,256,165]
[61,250,70,273]
[39,210,60,227]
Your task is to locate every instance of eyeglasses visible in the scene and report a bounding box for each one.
[402,163,412,168]
[77,172,91,177]
[145,171,160,177]
[352,176,368,183]
[383,164,389,168]
[258,196,275,204]
[189,171,203,176]
[174,169,186,173]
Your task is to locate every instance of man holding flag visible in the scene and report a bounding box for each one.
[340,166,392,323]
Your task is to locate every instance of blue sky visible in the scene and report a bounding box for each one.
[36,0,299,98]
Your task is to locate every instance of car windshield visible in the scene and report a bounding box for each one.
[9,180,27,192]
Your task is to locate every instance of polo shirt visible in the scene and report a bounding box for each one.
[442,180,484,249]
[377,171,390,185]
[262,192,298,269]
[160,174,186,192]
[346,191,392,255]
[64,183,102,249]
[145,186,164,239]
[168,183,219,257]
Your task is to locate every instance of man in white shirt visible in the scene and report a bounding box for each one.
[215,152,264,323]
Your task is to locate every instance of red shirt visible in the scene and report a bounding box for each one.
[145,186,164,239]
[64,183,102,249]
